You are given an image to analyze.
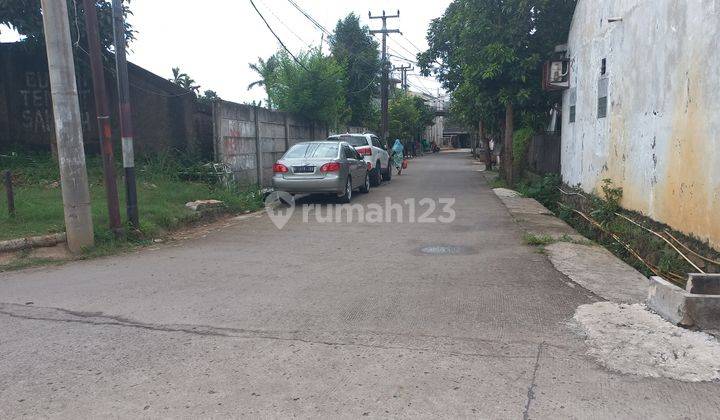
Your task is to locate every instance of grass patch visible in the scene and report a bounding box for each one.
[523,233,555,246]
[0,152,263,244]
[489,176,509,189]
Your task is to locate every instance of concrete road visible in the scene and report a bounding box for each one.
[0,151,718,418]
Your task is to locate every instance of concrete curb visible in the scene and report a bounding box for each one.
[0,233,67,253]
[648,274,720,331]
[491,187,649,304]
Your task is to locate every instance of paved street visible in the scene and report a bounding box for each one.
[0,151,718,418]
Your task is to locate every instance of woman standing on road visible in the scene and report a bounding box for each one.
[391,139,404,175]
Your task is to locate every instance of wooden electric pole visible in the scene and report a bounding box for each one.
[83,0,122,234]
[393,64,413,91]
[369,10,400,144]
[40,0,94,253]
[111,0,139,228]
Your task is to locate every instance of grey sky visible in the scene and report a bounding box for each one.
[124,0,450,103]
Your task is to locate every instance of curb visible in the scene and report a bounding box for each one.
[0,233,67,253]
[491,187,649,304]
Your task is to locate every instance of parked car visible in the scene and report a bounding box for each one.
[327,133,391,186]
[272,141,370,203]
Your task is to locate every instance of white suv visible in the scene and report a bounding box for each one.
[327,134,391,186]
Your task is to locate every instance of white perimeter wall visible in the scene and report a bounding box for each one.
[561,0,720,248]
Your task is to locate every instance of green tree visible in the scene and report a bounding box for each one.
[0,0,134,51]
[169,67,200,95]
[388,92,435,142]
[330,13,381,127]
[268,49,348,128]
[418,0,575,185]
[198,89,220,106]
[247,55,279,109]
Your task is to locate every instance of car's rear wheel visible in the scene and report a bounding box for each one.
[382,161,392,181]
[339,177,352,203]
[370,161,382,186]
[359,172,370,193]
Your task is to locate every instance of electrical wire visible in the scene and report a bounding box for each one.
[249,0,309,71]
[285,0,333,37]
[256,0,314,49]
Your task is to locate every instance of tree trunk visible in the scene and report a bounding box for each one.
[480,120,493,171]
[504,102,514,186]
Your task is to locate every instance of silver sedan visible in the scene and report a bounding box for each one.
[272,141,370,203]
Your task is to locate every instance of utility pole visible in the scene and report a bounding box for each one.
[369,10,400,144]
[392,64,413,91]
[40,0,94,253]
[83,0,122,234]
[111,0,139,228]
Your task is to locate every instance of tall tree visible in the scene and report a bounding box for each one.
[169,67,200,94]
[0,0,134,51]
[330,13,381,127]
[268,49,348,127]
[247,55,279,109]
[418,0,576,185]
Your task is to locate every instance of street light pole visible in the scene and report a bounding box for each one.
[83,0,122,234]
[111,0,139,228]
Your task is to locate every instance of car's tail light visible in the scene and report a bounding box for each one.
[273,163,288,173]
[320,162,341,172]
[357,146,372,156]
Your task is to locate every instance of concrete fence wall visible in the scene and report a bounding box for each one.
[213,100,364,187]
[0,42,212,158]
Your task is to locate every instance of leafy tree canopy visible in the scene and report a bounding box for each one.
[268,49,348,128]
[418,0,575,130]
[330,13,381,127]
[388,92,435,141]
[247,55,280,109]
[0,0,134,52]
[169,66,200,94]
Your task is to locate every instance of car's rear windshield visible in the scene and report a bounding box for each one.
[284,143,339,159]
[330,135,367,147]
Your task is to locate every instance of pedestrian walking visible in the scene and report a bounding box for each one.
[391,139,405,175]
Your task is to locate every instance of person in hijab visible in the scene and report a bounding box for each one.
[391,139,404,175]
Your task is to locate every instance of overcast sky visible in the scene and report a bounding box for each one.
[122,0,451,103]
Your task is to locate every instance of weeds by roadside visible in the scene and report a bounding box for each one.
[0,151,263,269]
[510,173,720,285]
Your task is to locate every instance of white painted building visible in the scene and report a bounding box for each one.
[561,0,720,248]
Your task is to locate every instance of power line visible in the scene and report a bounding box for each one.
[285,0,332,37]
[256,0,313,49]
[249,0,308,71]
[399,34,424,53]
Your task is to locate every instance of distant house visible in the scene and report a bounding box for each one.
[560,0,720,248]
[407,90,448,146]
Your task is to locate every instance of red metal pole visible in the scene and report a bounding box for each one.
[82,0,122,233]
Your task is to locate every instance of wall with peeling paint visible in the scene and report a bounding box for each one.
[561,0,720,249]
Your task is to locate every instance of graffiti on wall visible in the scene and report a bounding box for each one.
[16,71,92,136]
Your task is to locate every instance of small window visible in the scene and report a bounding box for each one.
[597,78,609,119]
[569,88,577,124]
[601,58,607,75]
[597,97,608,118]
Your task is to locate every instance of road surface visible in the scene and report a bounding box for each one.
[1,151,718,418]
